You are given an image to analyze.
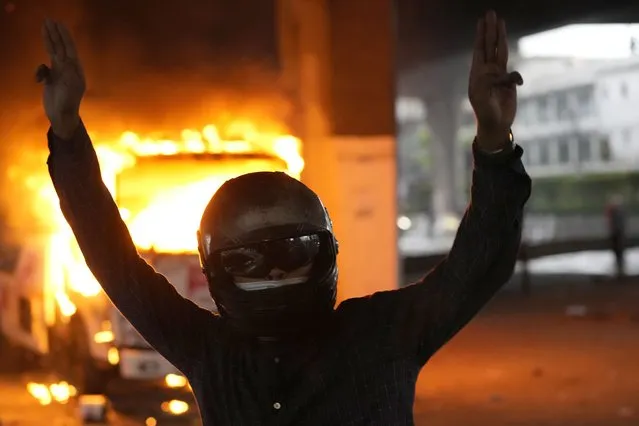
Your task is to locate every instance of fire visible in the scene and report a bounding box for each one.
[27,381,77,405]
[36,119,303,316]
[105,122,303,252]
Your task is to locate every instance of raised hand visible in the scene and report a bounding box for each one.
[468,11,523,151]
[36,19,86,140]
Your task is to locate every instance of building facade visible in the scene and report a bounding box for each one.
[460,56,639,178]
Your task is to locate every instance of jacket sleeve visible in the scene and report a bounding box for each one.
[370,141,531,365]
[47,122,219,375]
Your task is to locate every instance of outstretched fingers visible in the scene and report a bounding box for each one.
[472,17,486,68]
[41,21,56,61]
[472,11,503,68]
[42,19,67,64]
[57,22,79,61]
[39,20,82,84]
[496,19,508,70]
[472,11,521,86]
[483,11,497,63]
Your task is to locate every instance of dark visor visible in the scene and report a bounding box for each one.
[218,234,321,278]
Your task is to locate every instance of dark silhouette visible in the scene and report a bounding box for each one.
[40,11,529,425]
[606,194,626,281]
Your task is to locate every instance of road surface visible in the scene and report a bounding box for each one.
[1,281,638,425]
[414,282,639,426]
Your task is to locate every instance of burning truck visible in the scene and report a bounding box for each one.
[0,118,303,401]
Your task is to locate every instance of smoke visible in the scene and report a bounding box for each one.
[77,0,285,129]
[0,0,287,240]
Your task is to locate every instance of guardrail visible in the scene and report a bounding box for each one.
[402,235,639,294]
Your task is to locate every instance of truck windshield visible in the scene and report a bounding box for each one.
[116,154,288,254]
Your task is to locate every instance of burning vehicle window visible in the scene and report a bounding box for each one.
[115,153,290,253]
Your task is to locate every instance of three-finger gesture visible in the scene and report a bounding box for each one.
[468,11,523,151]
[37,19,85,139]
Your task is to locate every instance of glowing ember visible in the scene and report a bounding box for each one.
[165,373,189,389]
[162,399,190,415]
[26,381,77,405]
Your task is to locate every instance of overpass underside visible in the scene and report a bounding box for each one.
[398,0,639,69]
[276,0,639,299]
[397,0,639,219]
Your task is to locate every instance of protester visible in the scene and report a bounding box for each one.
[38,10,530,425]
[605,194,626,280]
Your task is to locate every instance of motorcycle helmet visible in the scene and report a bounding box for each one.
[197,171,339,338]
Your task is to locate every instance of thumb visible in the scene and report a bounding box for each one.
[35,64,52,84]
[496,71,523,87]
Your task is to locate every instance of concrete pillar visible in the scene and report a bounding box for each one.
[403,55,468,221]
[425,94,463,219]
[399,53,470,223]
[277,0,398,300]
[435,63,468,221]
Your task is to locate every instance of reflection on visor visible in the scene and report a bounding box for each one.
[219,234,321,279]
[235,276,309,291]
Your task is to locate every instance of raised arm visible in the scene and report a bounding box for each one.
[389,142,530,363]
[364,11,530,364]
[39,20,217,374]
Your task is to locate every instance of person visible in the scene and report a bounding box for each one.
[605,194,626,280]
[38,10,530,426]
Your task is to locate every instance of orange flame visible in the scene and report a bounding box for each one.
[35,118,303,316]
[105,122,303,252]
